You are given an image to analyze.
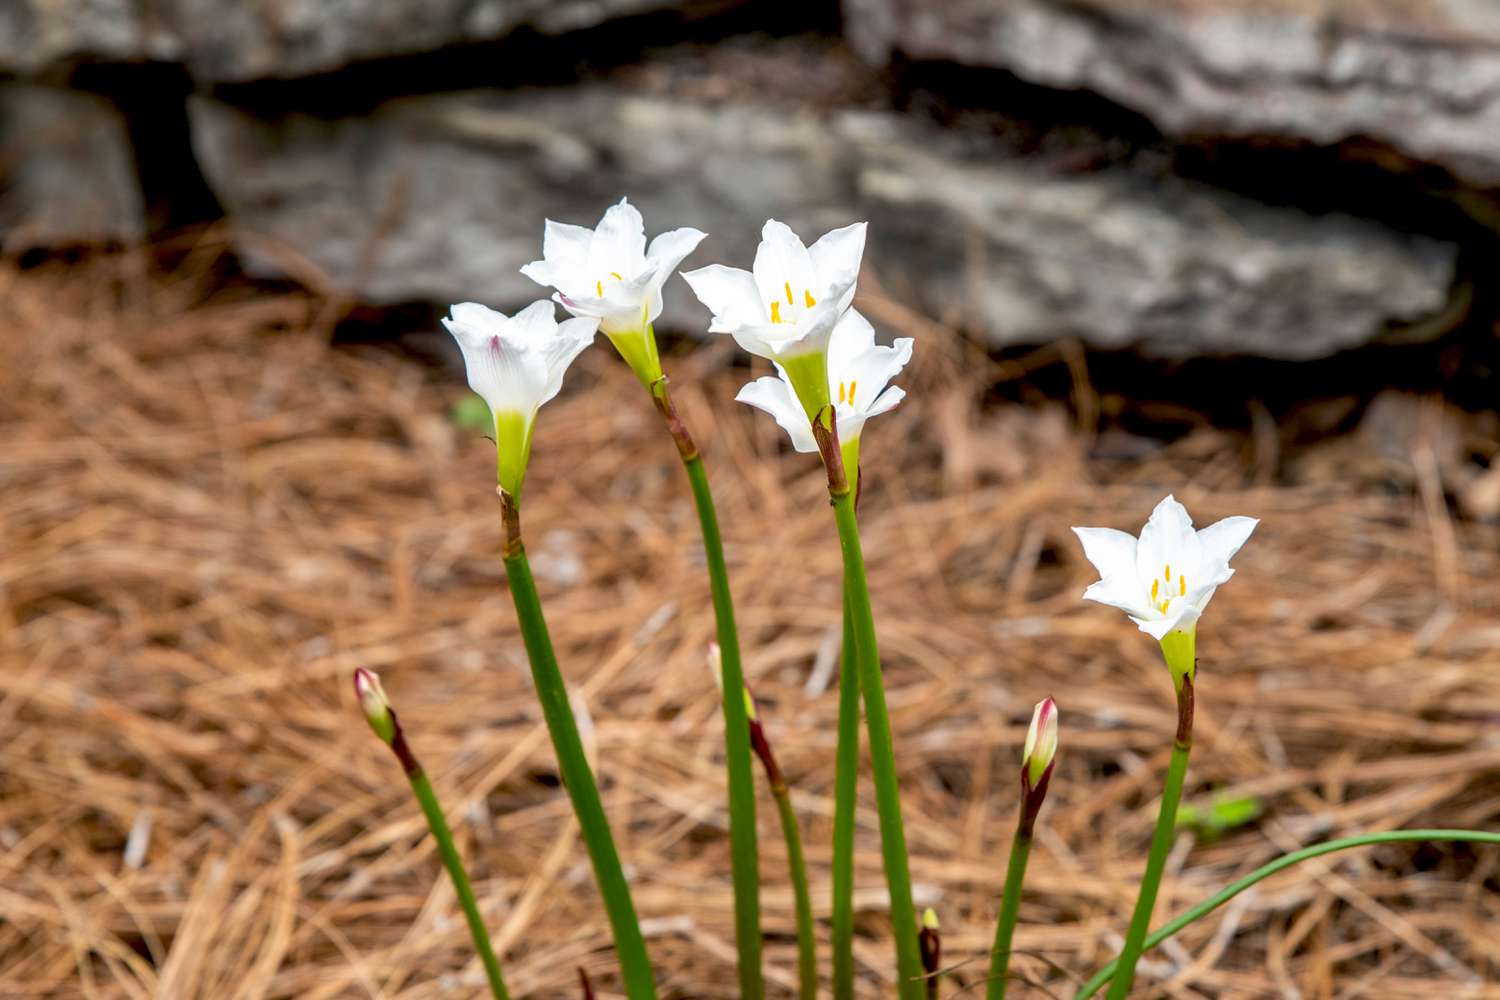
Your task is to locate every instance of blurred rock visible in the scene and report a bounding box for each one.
[1,0,689,82]
[190,87,1457,359]
[0,84,145,252]
[845,0,1500,188]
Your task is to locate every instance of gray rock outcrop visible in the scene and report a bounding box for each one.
[845,0,1500,188]
[0,84,146,252]
[1,0,689,82]
[190,86,1456,359]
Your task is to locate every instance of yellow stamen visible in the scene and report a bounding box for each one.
[770,301,781,324]
[848,379,858,405]
[1151,579,1159,602]
[1180,575,1187,596]
[784,281,794,305]
[805,289,817,308]
[610,271,622,280]
[1165,563,1171,582]
[838,382,846,404]
[596,280,603,297]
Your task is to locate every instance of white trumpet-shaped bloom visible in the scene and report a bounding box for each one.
[442,300,597,497]
[683,218,866,419]
[520,198,705,385]
[1073,495,1257,643]
[735,310,911,464]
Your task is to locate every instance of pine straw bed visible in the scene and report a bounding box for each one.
[1,248,1498,1000]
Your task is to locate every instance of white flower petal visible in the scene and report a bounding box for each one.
[1131,606,1197,640]
[532,219,593,276]
[539,316,599,406]
[1081,576,1152,618]
[588,198,647,277]
[736,376,817,452]
[861,384,905,421]
[682,264,765,328]
[752,219,816,312]
[1135,494,1201,592]
[1071,526,1139,583]
[443,304,548,416]
[1198,516,1259,570]
[808,221,866,308]
[642,226,707,324]
[510,300,559,344]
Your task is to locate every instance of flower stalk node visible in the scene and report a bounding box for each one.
[497,486,524,559]
[1175,674,1195,752]
[649,376,699,462]
[813,406,850,497]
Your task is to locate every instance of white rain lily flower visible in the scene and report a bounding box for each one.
[520,197,706,386]
[1072,496,1257,685]
[443,300,598,498]
[683,218,866,420]
[735,309,911,478]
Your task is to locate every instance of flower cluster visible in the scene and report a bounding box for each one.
[422,194,1267,1000]
[444,200,913,504]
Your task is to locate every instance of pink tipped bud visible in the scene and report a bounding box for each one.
[1022,697,1058,790]
[354,667,396,745]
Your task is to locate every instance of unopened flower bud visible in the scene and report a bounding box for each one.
[918,907,941,998]
[354,667,396,745]
[1022,697,1058,790]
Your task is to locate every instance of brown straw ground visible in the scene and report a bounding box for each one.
[1,245,1498,1000]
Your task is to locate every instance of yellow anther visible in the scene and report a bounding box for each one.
[848,379,858,404]
[1180,575,1186,596]
[770,301,782,324]
[610,271,622,280]
[805,289,817,308]
[837,382,846,404]
[784,281,794,305]
[596,280,603,297]
[1165,563,1171,582]
[1151,579,1159,602]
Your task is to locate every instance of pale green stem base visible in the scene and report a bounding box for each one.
[831,491,925,1000]
[407,771,511,1000]
[1076,829,1500,998]
[830,592,861,1000]
[503,546,658,1000]
[985,826,1033,1000]
[1105,741,1192,1000]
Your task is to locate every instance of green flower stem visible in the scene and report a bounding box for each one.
[1075,829,1500,999]
[1106,678,1194,1000]
[650,377,763,999]
[406,769,512,1000]
[772,786,818,1000]
[830,590,861,1000]
[830,489,925,1000]
[985,825,1034,1000]
[750,721,818,1000]
[501,526,657,1000]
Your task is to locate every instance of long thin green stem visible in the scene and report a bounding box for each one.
[682,452,764,998]
[831,490,925,1000]
[769,777,818,1000]
[830,590,860,1000]
[653,379,763,998]
[407,771,511,1000]
[1105,740,1192,1000]
[1075,829,1500,998]
[985,825,1033,1000]
[502,543,657,1000]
